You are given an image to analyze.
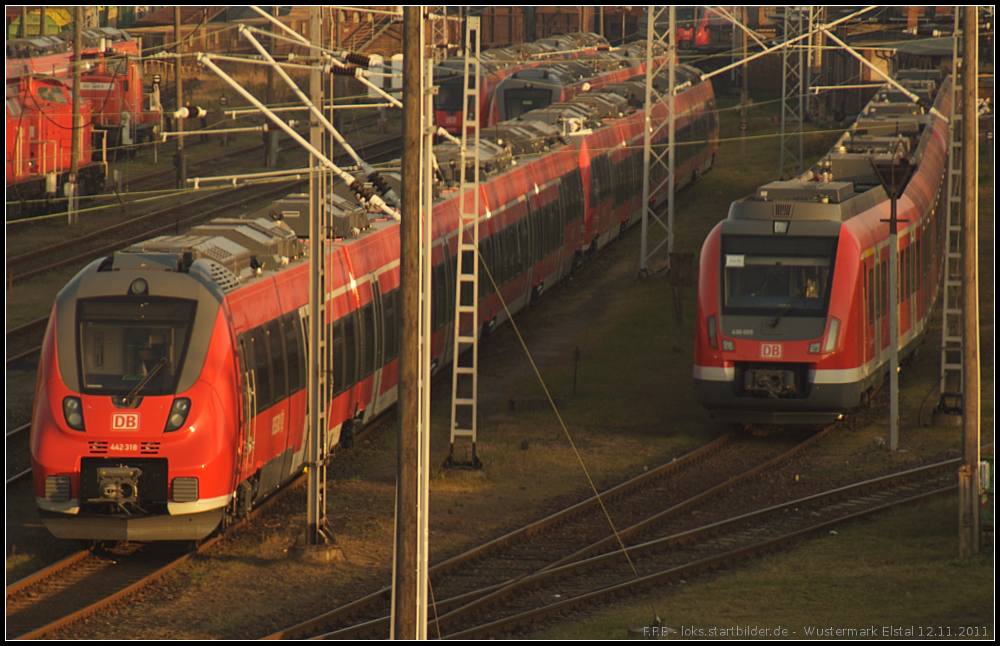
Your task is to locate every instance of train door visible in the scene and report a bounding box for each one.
[865,257,876,371]
[362,278,383,426]
[236,336,257,483]
[879,252,889,362]
[264,318,290,461]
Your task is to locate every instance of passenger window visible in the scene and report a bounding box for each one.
[382,289,398,362]
[343,312,357,388]
[361,302,376,378]
[332,318,345,396]
[283,313,303,394]
[267,319,287,403]
[250,327,273,411]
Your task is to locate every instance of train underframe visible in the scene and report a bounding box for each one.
[7,163,107,220]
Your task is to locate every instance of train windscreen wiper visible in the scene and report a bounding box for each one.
[769,289,806,328]
[122,357,168,405]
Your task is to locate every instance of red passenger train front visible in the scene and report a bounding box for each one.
[31,255,240,541]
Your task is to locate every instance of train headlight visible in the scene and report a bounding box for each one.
[722,339,734,351]
[129,278,148,295]
[808,342,822,353]
[823,318,841,353]
[707,316,718,349]
[63,396,86,431]
[164,398,191,432]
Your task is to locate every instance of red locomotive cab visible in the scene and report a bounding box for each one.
[18,77,94,176]
[78,51,156,144]
[6,94,28,185]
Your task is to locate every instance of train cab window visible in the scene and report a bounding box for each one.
[266,319,287,403]
[504,88,553,121]
[37,85,68,104]
[434,76,467,114]
[720,236,837,317]
[6,97,22,118]
[76,298,197,397]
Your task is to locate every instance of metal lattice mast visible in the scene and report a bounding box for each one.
[305,4,329,549]
[639,5,676,277]
[449,16,483,468]
[937,10,966,421]
[779,7,806,179]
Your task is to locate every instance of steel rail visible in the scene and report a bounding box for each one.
[280,426,835,640]
[441,460,961,639]
[5,411,392,639]
[264,432,738,639]
[8,471,307,640]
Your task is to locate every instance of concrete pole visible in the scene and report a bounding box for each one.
[888,191,900,451]
[958,4,981,558]
[174,7,186,188]
[69,7,82,225]
[393,7,421,640]
[667,5,676,258]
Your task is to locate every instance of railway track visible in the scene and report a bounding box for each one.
[6,422,32,486]
[5,478,303,638]
[266,425,835,639]
[273,455,960,640]
[3,416,391,640]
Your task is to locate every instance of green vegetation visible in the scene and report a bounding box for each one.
[536,495,993,640]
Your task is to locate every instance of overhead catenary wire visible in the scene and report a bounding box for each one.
[197,52,399,220]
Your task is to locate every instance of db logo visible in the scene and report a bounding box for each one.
[112,412,140,431]
[760,343,783,359]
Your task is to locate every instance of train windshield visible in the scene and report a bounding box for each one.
[721,236,838,317]
[504,88,553,120]
[435,76,468,113]
[76,297,198,397]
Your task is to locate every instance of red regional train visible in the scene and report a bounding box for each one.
[489,42,667,125]
[433,31,609,135]
[31,63,718,541]
[693,70,952,424]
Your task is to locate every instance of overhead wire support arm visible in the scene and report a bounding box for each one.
[239,25,401,208]
[248,5,311,46]
[710,5,769,50]
[820,28,950,123]
[197,53,399,220]
[235,25,402,106]
[703,5,879,83]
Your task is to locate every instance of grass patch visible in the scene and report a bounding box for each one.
[535,494,994,640]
